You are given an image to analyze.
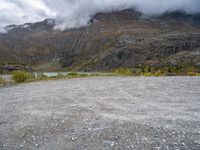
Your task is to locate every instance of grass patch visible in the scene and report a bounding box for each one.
[113,67,166,77]
[67,72,81,78]
[142,70,166,77]
[12,71,32,83]
[67,72,100,78]
[186,72,200,76]
[40,72,102,80]
[132,65,192,76]
[114,68,133,76]
[0,77,5,85]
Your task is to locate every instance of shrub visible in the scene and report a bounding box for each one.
[147,66,151,72]
[67,72,90,78]
[143,72,154,77]
[67,72,79,78]
[0,77,4,85]
[186,72,200,76]
[154,70,166,76]
[114,68,133,76]
[12,71,31,83]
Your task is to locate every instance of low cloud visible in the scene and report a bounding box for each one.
[0,0,200,31]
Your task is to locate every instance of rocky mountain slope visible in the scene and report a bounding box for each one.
[0,9,200,71]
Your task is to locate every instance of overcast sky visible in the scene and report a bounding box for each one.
[0,0,200,31]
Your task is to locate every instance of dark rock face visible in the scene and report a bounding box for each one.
[0,10,200,71]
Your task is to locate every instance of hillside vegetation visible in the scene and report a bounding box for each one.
[0,10,200,73]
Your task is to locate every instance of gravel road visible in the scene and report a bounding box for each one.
[0,77,200,150]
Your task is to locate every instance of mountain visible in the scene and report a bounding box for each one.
[5,18,55,35]
[0,9,200,71]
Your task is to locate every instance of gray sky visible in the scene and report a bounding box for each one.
[0,0,200,31]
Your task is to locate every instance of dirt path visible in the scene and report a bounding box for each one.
[0,77,200,150]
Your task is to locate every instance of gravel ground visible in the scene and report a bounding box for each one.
[0,76,200,150]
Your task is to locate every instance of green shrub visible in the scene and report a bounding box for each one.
[114,68,133,76]
[154,70,166,76]
[0,77,4,84]
[143,72,154,76]
[67,72,79,78]
[12,71,31,83]
[67,72,90,78]
[186,72,200,76]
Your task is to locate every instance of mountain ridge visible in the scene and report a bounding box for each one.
[0,9,200,72]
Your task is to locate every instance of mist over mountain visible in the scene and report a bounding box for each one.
[1,0,200,31]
